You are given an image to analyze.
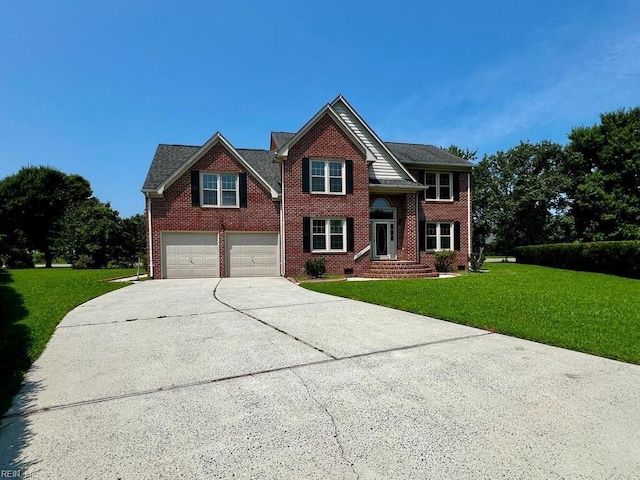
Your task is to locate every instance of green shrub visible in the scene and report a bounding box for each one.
[515,241,640,278]
[468,248,486,272]
[434,250,458,272]
[72,254,95,270]
[304,257,327,278]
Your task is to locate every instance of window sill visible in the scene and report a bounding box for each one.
[200,205,240,209]
[422,199,454,203]
[311,250,348,254]
[309,191,346,196]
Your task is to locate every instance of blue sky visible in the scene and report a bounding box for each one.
[1,1,638,217]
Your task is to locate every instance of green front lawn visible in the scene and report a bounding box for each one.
[303,263,640,364]
[0,268,136,415]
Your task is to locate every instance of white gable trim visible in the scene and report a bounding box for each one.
[275,104,376,162]
[156,132,279,199]
[330,95,418,183]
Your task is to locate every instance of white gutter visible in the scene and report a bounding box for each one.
[280,162,286,277]
[146,193,154,279]
[467,172,472,256]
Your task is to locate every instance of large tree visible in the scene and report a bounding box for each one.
[56,198,123,268]
[118,214,146,265]
[0,166,92,267]
[566,107,640,241]
[473,141,572,254]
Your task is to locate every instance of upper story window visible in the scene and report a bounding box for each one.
[424,172,453,200]
[311,160,345,194]
[201,173,238,207]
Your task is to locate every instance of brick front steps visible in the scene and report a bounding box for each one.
[363,261,439,279]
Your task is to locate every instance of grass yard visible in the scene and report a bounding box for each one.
[0,268,136,415]
[303,263,640,365]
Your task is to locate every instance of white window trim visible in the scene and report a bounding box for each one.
[423,172,453,201]
[311,217,347,253]
[310,159,346,195]
[426,222,453,251]
[200,172,240,208]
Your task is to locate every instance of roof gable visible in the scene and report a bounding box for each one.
[275,104,377,162]
[142,133,280,197]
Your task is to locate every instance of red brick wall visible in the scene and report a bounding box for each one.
[149,143,280,278]
[368,193,418,262]
[411,169,472,270]
[283,113,370,276]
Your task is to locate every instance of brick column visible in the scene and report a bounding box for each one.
[405,193,418,262]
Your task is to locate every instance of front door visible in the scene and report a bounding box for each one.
[371,220,396,260]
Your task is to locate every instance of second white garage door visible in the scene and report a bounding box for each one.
[227,233,279,277]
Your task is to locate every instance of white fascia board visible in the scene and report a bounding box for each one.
[156,132,279,199]
[276,104,376,162]
[331,95,418,183]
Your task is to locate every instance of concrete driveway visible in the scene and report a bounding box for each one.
[1,277,639,479]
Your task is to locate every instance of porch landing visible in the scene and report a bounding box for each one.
[363,261,439,279]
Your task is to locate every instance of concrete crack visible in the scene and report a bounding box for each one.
[213,279,336,359]
[291,369,360,480]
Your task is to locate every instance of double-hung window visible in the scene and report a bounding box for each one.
[311,160,345,194]
[424,172,453,200]
[426,222,453,251]
[201,173,238,207]
[312,218,346,252]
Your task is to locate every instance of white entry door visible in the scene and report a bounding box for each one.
[371,221,396,260]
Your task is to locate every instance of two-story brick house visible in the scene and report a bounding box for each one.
[142,95,473,279]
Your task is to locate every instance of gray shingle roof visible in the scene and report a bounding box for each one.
[271,132,295,150]
[236,149,281,193]
[142,145,281,194]
[142,144,200,191]
[369,178,426,189]
[386,142,473,167]
[270,132,471,167]
[143,134,471,194]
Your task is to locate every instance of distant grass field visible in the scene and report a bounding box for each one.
[303,263,640,365]
[0,268,136,415]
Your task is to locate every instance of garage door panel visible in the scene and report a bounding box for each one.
[163,233,219,279]
[227,233,279,277]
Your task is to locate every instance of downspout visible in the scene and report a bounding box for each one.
[415,192,420,262]
[146,193,154,279]
[467,172,472,256]
[280,162,286,277]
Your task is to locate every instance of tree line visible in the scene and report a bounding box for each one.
[0,166,145,268]
[450,107,640,254]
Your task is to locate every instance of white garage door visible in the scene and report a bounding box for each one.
[227,233,279,277]
[163,232,219,279]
